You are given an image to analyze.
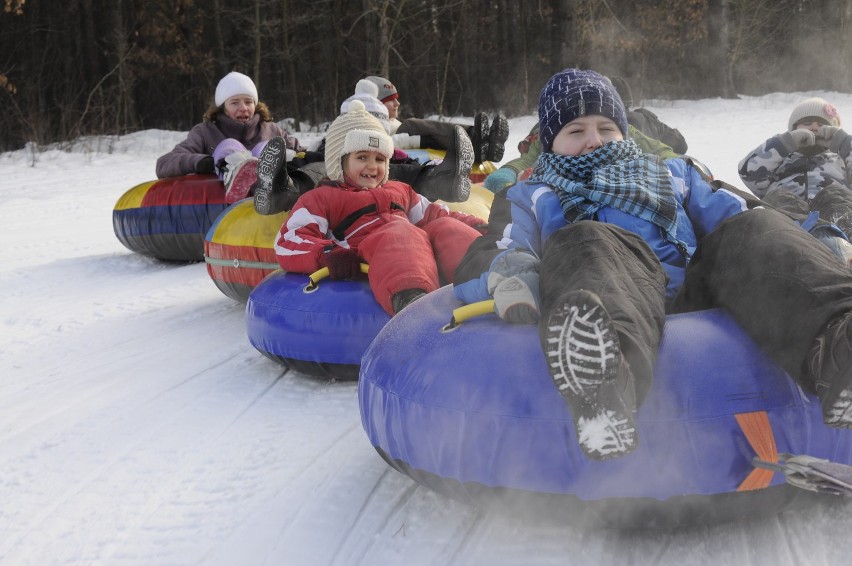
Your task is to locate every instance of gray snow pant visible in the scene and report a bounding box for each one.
[538,221,668,404]
[671,207,852,389]
[538,208,852,403]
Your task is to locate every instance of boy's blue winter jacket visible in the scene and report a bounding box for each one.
[453,159,753,305]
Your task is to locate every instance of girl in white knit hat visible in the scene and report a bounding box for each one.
[273,100,485,315]
[739,97,852,235]
[155,71,303,203]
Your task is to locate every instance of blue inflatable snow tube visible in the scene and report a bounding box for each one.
[246,270,390,380]
[359,285,852,528]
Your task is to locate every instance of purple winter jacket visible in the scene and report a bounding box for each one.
[155,114,302,179]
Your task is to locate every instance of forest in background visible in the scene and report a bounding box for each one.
[2,0,851,152]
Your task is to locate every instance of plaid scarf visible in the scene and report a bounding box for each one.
[530,139,686,252]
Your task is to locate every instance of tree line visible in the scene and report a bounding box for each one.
[2,0,851,152]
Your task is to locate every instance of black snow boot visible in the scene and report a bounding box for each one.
[807,310,852,427]
[392,288,427,314]
[468,112,490,163]
[540,289,638,460]
[411,125,473,202]
[252,136,300,215]
[487,113,510,162]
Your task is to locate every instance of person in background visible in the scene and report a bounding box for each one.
[609,76,688,155]
[453,68,852,461]
[363,75,510,163]
[155,71,303,203]
[252,80,474,215]
[273,100,484,316]
[738,97,852,236]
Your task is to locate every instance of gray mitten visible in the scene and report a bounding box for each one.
[492,272,541,324]
[487,249,540,293]
[817,125,852,157]
[779,129,816,152]
[487,250,541,324]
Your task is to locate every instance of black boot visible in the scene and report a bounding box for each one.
[392,288,427,314]
[807,311,852,427]
[540,289,638,460]
[252,137,299,215]
[411,125,473,202]
[487,113,509,162]
[468,112,490,163]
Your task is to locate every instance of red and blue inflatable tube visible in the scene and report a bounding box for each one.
[113,175,228,261]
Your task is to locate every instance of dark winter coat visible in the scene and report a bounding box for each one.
[627,108,688,155]
[155,114,299,178]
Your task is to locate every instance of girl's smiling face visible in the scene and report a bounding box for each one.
[344,151,387,189]
[551,115,624,156]
[223,95,256,123]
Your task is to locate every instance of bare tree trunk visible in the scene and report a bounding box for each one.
[842,0,852,89]
[281,0,301,123]
[707,0,735,97]
[109,0,136,134]
[252,0,262,87]
[212,0,227,75]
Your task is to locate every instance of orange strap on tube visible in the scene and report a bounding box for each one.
[735,411,778,491]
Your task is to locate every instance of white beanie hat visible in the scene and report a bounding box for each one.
[324,100,393,184]
[788,97,841,131]
[340,80,392,134]
[215,72,258,106]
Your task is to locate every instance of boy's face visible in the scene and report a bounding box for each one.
[551,115,624,156]
[383,98,400,120]
[344,151,387,189]
[223,95,256,123]
[795,119,826,134]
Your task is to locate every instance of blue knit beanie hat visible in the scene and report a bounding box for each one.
[538,69,628,153]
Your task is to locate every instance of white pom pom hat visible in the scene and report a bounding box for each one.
[324,100,394,184]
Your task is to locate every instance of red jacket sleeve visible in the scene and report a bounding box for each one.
[273,191,336,274]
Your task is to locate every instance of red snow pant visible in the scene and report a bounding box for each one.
[356,216,481,315]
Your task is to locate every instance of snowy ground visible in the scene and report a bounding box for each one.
[2,92,852,565]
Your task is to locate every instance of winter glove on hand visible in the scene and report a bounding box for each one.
[320,247,362,280]
[491,272,541,324]
[483,167,518,193]
[780,129,816,153]
[487,249,541,324]
[195,155,215,175]
[817,125,852,157]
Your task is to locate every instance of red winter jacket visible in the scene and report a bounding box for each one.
[275,179,484,313]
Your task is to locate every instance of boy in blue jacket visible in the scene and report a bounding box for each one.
[453,68,852,461]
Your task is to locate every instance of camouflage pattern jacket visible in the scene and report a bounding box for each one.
[738,134,852,200]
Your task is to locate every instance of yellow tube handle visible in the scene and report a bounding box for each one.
[305,263,369,291]
[447,299,496,328]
